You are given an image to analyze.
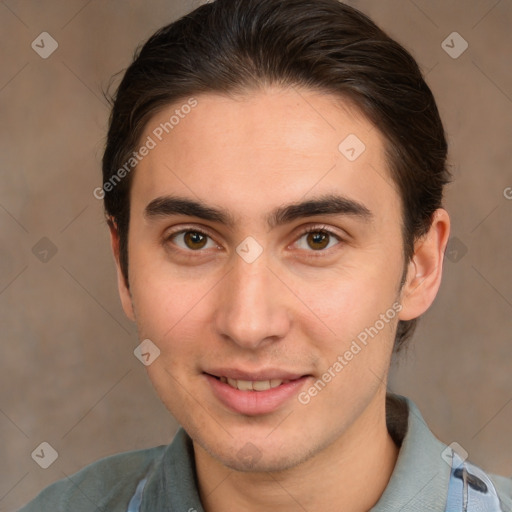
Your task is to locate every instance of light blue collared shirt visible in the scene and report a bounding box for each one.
[18,393,512,512]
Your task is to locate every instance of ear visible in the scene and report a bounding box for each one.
[108,219,136,322]
[398,208,451,321]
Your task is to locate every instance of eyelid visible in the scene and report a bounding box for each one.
[295,223,343,238]
[164,224,217,240]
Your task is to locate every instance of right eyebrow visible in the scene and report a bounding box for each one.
[144,196,236,225]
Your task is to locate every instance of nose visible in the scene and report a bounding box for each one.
[214,250,291,350]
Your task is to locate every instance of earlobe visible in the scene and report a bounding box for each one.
[398,208,451,321]
[108,219,136,322]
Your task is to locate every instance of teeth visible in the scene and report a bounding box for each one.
[253,380,272,391]
[226,377,238,389]
[236,379,254,391]
[219,377,287,391]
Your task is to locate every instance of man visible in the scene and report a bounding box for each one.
[19,0,512,510]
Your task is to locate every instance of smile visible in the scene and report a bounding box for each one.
[218,376,290,391]
[204,372,311,415]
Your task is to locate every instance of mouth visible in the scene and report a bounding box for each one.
[203,370,312,415]
[213,375,294,391]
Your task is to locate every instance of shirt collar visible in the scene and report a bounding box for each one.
[141,393,450,511]
[371,393,451,511]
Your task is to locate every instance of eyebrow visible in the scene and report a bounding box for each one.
[144,193,373,228]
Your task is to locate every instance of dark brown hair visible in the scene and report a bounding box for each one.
[102,0,451,352]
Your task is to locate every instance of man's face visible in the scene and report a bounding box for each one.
[118,87,409,472]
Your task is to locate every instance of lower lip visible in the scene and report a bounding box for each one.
[205,374,310,415]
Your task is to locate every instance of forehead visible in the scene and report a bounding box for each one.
[131,87,400,227]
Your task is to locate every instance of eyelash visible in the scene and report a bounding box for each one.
[164,224,343,257]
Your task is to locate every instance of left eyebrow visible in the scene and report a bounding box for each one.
[267,193,373,229]
[143,193,373,228]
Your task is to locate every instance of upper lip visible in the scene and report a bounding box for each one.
[205,368,308,381]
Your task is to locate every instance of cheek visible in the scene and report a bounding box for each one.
[128,242,214,339]
[294,266,400,392]
[303,277,397,393]
[299,266,396,337]
[132,281,209,349]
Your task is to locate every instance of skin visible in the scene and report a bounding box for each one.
[109,87,450,512]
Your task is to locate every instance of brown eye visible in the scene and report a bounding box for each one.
[295,228,341,252]
[168,230,217,251]
[306,231,330,250]
[183,231,208,250]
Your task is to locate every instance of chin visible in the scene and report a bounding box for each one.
[195,427,322,474]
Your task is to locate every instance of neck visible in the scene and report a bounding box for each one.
[194,390,400,512]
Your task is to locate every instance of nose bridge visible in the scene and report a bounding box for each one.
[214,249,290,349]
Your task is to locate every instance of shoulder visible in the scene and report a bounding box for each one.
[488,473,512,511]
[18,445,167,512]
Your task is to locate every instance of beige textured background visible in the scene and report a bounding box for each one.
[1,0,511,510]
